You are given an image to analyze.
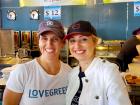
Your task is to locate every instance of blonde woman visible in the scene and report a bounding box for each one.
[64,20,132,105]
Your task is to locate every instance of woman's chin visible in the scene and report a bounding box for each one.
[75,57,86,61]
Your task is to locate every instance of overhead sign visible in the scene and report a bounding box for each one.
[103,0,139,3]
[134,2,140,16]
[44,6,61,20]
[19,0,86,7]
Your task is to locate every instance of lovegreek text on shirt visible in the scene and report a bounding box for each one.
[29,86,67,98]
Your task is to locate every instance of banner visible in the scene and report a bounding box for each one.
[20,0,86,7]
[103,0,139,3]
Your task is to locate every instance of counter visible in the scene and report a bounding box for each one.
[122,72,140,105]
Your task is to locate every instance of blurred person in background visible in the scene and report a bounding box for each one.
[116,28,140,72]
[3,19,72,105]
[64,20,132,105]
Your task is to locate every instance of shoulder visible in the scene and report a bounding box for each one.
[94,58,124,87]
[95,57,119,74]
[24,59,37,67]
[60,61,72,71]
[92,57,116,67]
[12,59,36,75]
[98,58,122,82]
[124,37,138,45]
[101,59,118,68]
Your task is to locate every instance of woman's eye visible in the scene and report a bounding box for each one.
[80,38,88,42]
[53,37,59,41]
[69,39,76,43]
[41,37,47,40]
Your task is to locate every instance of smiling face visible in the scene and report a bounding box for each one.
[39,31,64,60]
[68,34,97,62]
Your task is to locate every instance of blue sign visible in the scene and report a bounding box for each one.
[134,2,140,16]
[44,6,61,20]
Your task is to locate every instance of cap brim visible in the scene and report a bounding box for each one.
[38,28,56,35]
[39,28,64,39]
[64,32,93,40]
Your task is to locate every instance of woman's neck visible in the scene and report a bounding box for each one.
[37,56,61,75]
[79,57,94,72]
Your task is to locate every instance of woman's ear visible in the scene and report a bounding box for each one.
[92,36,98,45]
[97,37,102,45]
[136,35,140,40]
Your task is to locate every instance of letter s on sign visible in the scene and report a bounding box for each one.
[136,6,140,12]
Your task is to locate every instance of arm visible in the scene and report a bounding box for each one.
[3,64,27,105]
[3,88,22,105]
[104,63,132,105]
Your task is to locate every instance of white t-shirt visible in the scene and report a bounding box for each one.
[6,59,71,105]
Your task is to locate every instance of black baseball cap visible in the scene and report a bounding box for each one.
[64,20,97,40]
[38,19,65,39]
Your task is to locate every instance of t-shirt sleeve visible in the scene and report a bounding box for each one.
[6,64,28,93]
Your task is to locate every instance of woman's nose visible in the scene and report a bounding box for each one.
[46,39,53,46]
[73,41,81,48]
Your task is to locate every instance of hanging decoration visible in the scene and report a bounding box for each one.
[30,10,39,20]
[7,10,16,20]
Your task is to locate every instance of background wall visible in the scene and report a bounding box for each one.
[0,0,140,40]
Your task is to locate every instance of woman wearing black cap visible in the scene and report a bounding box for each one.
[116,28,140,72]
[64,20,132,105]
[3,20,72,105]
